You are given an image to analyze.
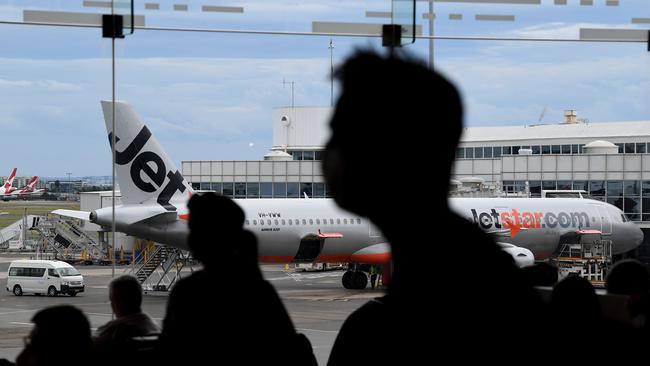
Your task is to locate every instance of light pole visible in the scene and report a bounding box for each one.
[282,79,295,109]
[328,39,335,106]
[426,0,434,69]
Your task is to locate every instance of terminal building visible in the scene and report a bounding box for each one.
[181,107,650,260]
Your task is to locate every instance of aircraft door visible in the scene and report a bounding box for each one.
[595,205,612,235]
[369,222,382,238]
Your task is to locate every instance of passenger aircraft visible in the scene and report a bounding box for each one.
[54,101,643,289]
[0,168,17,195]
[9,176,42,197]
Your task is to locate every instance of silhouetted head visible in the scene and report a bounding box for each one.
[521,262,559,287]
[18,305,92,365]
[323,50,463,219]
[109,275,143,318]
[551,275,600,320]
[606,259,650,296]
[188,192,246,264]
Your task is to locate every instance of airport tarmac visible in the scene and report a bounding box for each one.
[0,255,382,365]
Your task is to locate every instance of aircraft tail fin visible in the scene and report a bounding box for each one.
[3,168,16,190]
[21,176,38,193]
[100,101,193,212]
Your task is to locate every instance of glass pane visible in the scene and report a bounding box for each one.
[303,151,314,160]
[608,196,624,211]
[636,143,646,154]
[300,182,313,197]
[287,183,300,198]
[247,183,259,198]
[211,183,222,194]
[624,197,641,214]
[573,181,588,191]
[456,148,465,159]
[543,181,556,191]
[552,145,560,154]
[607,181,623,197]
[260,182,273,198]
[532,146,540,155]
[222,183,234,198]
[542,146,551,155]
[643,181,650,196]
[313,183,325,198]
[483,147,492,158]
[273,183,287,198]
[625,143,636,154]
[624,181,640,196]
[235,183,246,198]
[474,147,483,158]
[590,181,606,196]
[561,145,570,154]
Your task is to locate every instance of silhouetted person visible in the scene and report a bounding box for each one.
[551,276,601,326]
[323,50,545,364]
[521,261,559,287]
[94,275,160,357]
[606,259,650,328]
[16,306,92,366]
[157,193,316,365]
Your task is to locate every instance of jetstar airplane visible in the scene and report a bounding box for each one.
[0,168,17,195]
[449,198,643,260]
[9,176,42,196]
[53,101,643,289]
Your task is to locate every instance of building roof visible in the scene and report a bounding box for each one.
[460,120,650,144]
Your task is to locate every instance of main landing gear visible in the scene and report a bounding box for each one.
[341,264,368,289]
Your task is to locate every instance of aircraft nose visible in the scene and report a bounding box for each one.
[635,226,645,248]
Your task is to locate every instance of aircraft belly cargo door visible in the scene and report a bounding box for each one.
[594,204,612,235]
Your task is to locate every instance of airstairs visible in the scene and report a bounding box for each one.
[0,215,40,250]
[34,216,104,262]
[126,244,193,293]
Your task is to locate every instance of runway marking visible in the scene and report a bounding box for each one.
[0,310,35,316]
[296,328,338,334]
[267,272,343,282]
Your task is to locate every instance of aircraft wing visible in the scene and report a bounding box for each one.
[318,230,343,239]
[52,209,91,221]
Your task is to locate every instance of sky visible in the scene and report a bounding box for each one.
[0,0,648,177]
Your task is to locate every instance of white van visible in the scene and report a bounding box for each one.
[6,260,85,297]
